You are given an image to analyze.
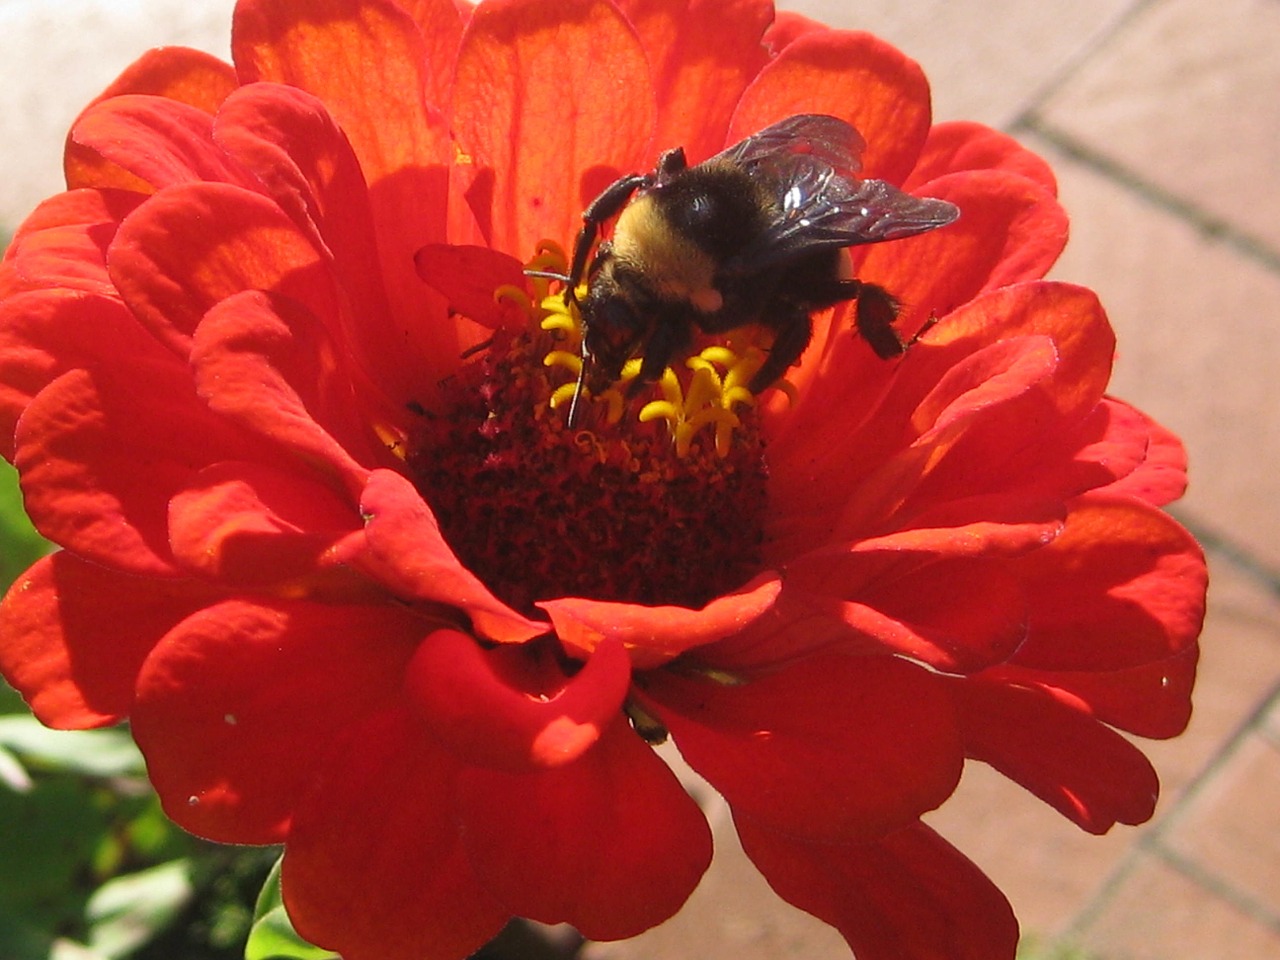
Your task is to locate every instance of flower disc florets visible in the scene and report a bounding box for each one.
[405,251,770,613]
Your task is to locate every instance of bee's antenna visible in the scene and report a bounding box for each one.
[566,340,589,428]
[524,269,572,283]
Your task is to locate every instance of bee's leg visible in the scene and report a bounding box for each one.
[747,306,813,393]
[852,282,907,360]
[568,173,652,297]
[806,277,907,360]
[905,312,940,348]
[627,313,693,395]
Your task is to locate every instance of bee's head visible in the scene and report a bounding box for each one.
[581,272,653,392]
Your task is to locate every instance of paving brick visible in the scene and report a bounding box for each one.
[1041,136,1280,571]
[796,0,1143,127]
[1037,0,1280,256]
[1262,692,1280,749]
[924,760,1140,940]
[1073,854,1280,960]
[1161,732,1280,921]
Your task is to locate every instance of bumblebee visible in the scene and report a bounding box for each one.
[562,113,960,424]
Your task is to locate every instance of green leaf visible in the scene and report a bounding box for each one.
[85,860,195,959]
[0,716,145,778]
[0,458,50,590]
[0,776,109,915]
[244,859,338,960]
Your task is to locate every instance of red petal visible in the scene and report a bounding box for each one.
[69,95,261,193]
[786,553,1030,673]
[768,282,1114,534]
[457,719,712,939]
[644,655,962,842]
[108,182,335,359]
[984,643,1200,741]
[858,169,1069,335]
[282,709,508,960]
[133,598,425,843]
[540,572,781,669]
[951,676,1161,832]
[1097,400,1189,506]
[737,817,1019,960]
[405,630,631,770]
[13,364,256,575]
[1009,496,1207,672]
[729,29,932,184]
[167,460,372,595]
[414,244,530,331]
[616,0,771,163]
[774,333,1062,545]
[190,289,377,491]
[353,469,548,643]
[212,83,382,285]
[0,553,222,728]
[452,0,655,255]
[918,283,1115,423]
[1037,397,1152,500]
[905,121,1058,195]
[0,290,144,460]
[0,189,143,300]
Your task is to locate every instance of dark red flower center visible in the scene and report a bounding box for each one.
[405,323,770,615]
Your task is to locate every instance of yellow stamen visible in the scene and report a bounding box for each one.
[513,243,792,456]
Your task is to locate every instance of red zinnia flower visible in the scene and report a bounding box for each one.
[0,1,1207,959]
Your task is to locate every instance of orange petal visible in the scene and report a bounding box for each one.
[64,46,239,189]
[1008,495,1207,672]
[108,181,334,359]
[452,0,655,255]
[395,0,467,112]
[729,28,932,184]
[857,169,1069,335]
[952,676,1162,833]
[191,290,377,493]
[645,654,962,842]
[69,94,262,192]
[167,460,372,596]
[14,361,260,576]
[616,0,772,163]
[905,121,1058,195]
[414,244,529,330]
[233,0,454,323]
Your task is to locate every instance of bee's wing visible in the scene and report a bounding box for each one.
[713,114,866,179]
[720,157,960,277]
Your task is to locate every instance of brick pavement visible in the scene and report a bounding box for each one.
[2,1,1277,958]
